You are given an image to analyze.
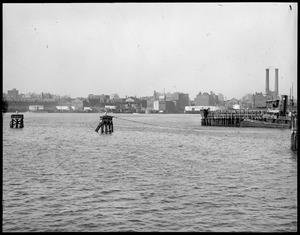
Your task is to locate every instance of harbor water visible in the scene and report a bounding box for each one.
[2,113,297,232]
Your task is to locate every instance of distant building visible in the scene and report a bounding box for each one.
[195,91,219,106]
[185,105,223,113]
[195,92,209,106]
[7,88,19,101]
[159,95,166,101]
[152,90,189,113]
[84,107,92,112]
[225,98,240,109]
[218,93,224,102]
[253,92,266,108]
[41,92,52,100]
[153,90,159,100]
[176,93,190,112]
[88,94,110,103]
[208,91,219,106]
[56,106,71,111]
[29,105,44,111]
[125,96,142,112]
[105,105,117,111]
[153,100,166,112]
[140,95,155,110]
[140,99,147,109]
[71,98,84,111]
[233,104,241,110]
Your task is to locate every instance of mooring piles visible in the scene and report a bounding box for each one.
[200,109,267,127]
[291,113,297,150]
[10,114,24,128]
[95,115,114,133]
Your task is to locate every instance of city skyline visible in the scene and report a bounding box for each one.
[3,3,297,101]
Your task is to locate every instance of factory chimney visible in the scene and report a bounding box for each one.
[275,68,279,98]
[265,68,270,96]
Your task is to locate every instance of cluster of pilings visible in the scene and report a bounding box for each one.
[291,113,297,150]
[200,109,272,127]
[10,114,24,128]
[95,115,114,133]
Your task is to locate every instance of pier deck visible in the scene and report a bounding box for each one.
[200,109,291,128]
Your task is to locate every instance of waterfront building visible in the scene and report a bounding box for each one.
[7,88,19,101]
[124,96,143,112]
[233,104,241,110]
[208,91,219,106]
[153,90,159,100]
[159,95,166,101]
[84,107,92,112]
[195,92,209,106]
[140,95,155,110]
[88,94,110,103]
[253,92,266,108]
[153,100,166,112]
[218,93,224,102]
[195,91,219,106]
[225,98,240,109]
[104,105,117,112]
[175,93,190,112]
[185,105,225,113]
[71,98,84,111]
[41,92,52,100]
[56,106,71,111]
[152,90,190,113]
[28,105,44,111]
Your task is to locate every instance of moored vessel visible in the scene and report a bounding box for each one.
[240,117,290,128]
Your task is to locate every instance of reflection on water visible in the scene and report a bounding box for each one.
[3,113,297,232]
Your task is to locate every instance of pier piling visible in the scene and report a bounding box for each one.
[10,114,24,128]
[200,109,290,128]
[291,113,297,150]
[95,115,114,134]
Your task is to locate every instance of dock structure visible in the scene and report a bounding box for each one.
[200,109,292,128]
[10,114,24,128]
[200,109,268,127]
[95,115,114,133]
[291,113,297,150]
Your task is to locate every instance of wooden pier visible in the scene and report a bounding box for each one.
[200,109,267,127]
[291,113,297,150]
[10,114,24,128]
[200,109,291,128]
[95,115,114,133]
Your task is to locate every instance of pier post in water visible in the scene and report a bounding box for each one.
[95,115,114,134]
[10,113,24,128]
[291,113,297,150]
[110,120,114,132]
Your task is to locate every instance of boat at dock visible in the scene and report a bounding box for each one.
[240,118,290,128]
[200,95,293,129]
[240,108,291,129]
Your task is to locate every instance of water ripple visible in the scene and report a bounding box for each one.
[3,113,297,232]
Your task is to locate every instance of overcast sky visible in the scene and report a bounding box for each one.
[3,3,297,100]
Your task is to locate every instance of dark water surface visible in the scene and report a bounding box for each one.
[3,113,297,232]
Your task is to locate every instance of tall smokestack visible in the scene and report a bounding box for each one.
[266,68,270,95]
[275,68,279,98]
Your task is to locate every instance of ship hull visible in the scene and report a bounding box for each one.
[240,118,290,129]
